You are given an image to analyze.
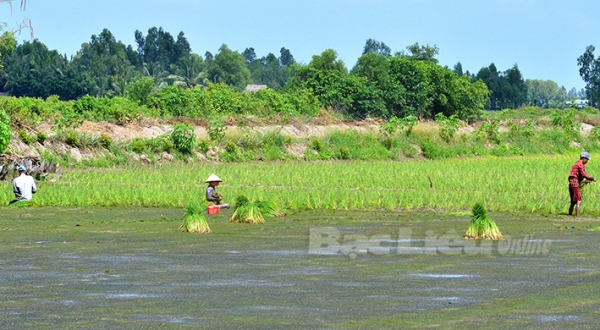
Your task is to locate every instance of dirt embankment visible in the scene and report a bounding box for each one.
[5,119,382,162]
[6,119,595,163]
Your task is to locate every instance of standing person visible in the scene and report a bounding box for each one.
[10,166,37,205]
[205,174,230,208]
[569,152,596,216]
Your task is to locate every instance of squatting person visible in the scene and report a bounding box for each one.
[205,174,230,209]
[568,152,596,216]
[10,165,37,205]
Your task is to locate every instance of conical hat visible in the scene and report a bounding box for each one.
[205,174,222,182]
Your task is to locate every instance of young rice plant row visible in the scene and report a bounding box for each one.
[1,154,595,214]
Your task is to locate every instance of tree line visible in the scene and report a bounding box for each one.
[0,28,588,121]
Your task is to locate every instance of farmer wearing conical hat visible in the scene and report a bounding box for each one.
[205,174,230,209]
[569,152,596,216]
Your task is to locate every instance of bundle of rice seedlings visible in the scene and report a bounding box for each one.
[179,203,211,233]
[234,195,249,209]
[255,200,286,217]
[229,195,263,224]
[464,203,503,240]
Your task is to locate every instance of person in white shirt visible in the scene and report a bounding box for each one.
[10,166,37,204]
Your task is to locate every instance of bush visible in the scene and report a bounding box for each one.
[198,140,210,153]
[36,131,47,144]
[64,131,80,147]
[225,141,238,153]
[18,129,33,145]
[0,109,10,153]
[311,139,323,152]
[99,134,113,148]
[170,123,196,154]
[207,119,226,142]
[339,147,350,160]
[130,138,147,154]
[125,77,156,105]
[436,113,461,143]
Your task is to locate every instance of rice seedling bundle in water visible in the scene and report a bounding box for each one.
[179,203,211,233]
[464,203,503,240]
[254,200,286,217]
[230,195,284,224]
[230,202,265,224]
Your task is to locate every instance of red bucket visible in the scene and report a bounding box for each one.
[207,205,219,215]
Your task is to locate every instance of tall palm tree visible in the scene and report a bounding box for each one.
[167,53,208,88]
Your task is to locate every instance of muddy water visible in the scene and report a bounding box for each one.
[1,207,599,328]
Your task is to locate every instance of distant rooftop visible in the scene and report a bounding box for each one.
[243,84,268,93]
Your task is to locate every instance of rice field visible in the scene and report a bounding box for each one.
[1,153,598,214]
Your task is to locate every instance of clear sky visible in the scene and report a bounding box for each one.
[3,0,600,90]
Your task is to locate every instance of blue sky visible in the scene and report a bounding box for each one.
[3,0,600,90]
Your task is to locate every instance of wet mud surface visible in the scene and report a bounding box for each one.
[1,207,600,328]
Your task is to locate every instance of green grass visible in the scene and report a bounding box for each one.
[2,153,599,215]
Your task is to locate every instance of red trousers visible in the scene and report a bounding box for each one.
[569,186,581,203]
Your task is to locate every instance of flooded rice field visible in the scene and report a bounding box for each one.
[1,207,600,328]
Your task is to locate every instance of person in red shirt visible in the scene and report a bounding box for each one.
[569,152,596,216]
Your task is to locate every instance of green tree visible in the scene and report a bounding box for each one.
[244,47,296,90]
[362,39,391,56]
[125,76,155,105]
[279,47,295,67]
[502,64,527,108]
[72,29,136,97]
[453,62,463,76]
[208,44,251,91]
[286,49,359,113]
[396,42,439,63]
[135,27,191,69]
[168,53,207,88]
[2,40,86,99]
[578,45,600,107]
[475,63,526,110]
[354,53,488,120]
[525,79,567,108]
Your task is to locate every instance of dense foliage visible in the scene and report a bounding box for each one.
[0,28,592,121]
[0,32,496,121]
[0,108,10,153]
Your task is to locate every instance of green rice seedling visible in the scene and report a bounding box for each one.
[8,200,37,208]
[179,203,211,233]
[234,195,249,209]
[464,203,503,240]
[230,196,265,224]
[255,200,286,217]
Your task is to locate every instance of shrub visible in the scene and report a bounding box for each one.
[207,119,226,142]
[225,141,238,153]
[550,109,579,136]
[161,138,174,153]
[36,131,47,144]
[0,108,10,153]
[311,139,323,152]
[436,113,461,143]
[130,138,147,154]
[18,129,33,144]
[198,140,210,153]
[125,77,156,106]
[170,123,196,154]
[339,147,350,160]
[477,119,502,144]
[261,145,283,161]
[64,131,80,147]
[99,134,113,148]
